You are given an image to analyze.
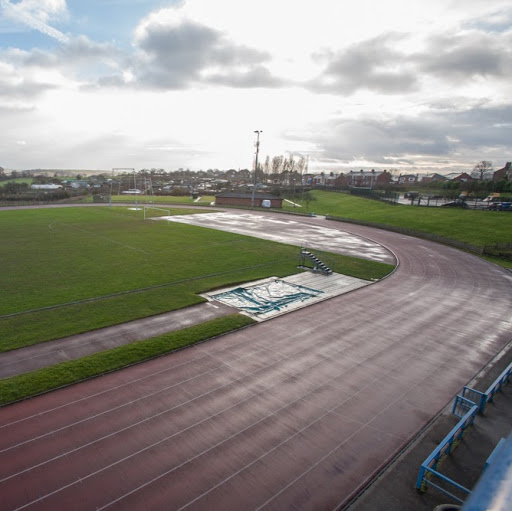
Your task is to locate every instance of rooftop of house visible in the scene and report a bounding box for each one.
[215,191,281,200]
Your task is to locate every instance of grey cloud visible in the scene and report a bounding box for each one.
[23,36,124,72]
[308,26,512,95]
[206,65,283,88]
[308,35,418,95]
[0,36,125,90]
[0,67,57,101]
[416,32,512,79]
[132,19,281,89]
[305,104,512,164]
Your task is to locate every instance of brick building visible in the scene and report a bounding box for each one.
[347,169,392,187]
[493,162,511,181]
[215,192,283,208]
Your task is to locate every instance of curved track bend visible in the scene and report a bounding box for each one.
[1,210,511,510]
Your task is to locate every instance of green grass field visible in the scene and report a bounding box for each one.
[284,190,512,248]
[0,177,33,185]
[84,194,217,206]
[0,206,392,352]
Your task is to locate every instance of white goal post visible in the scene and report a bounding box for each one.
[143,206,171,221]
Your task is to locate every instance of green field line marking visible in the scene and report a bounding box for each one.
[0,258,297,320]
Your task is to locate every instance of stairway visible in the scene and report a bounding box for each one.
[299,249,333,275]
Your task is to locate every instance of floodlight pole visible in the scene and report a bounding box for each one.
[251,130,262,207]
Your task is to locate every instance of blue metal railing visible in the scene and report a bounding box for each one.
[459,387,486,414]
[459,360,512,414]
[483,362,512,409]
[416,360,512,503]
[416,404,478,502]
[452,394,478,418]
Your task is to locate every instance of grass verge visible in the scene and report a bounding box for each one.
[0,313,254,406]
[283,190,512,265]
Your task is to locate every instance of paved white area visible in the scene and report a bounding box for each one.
[202,271,371,321]
[154,212,395,263]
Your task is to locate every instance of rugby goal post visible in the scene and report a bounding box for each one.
[111,168,135,208]
[143,206,171,221]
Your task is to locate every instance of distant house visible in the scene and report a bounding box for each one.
[302,173,315,186]
[398,174,418,185]
[347,169,392,187]
[420,173,447,184]
[215,191,283,208]
[493,162,511,181]
[69,180,90,189]
[444,172,473,182]
[312,172,341,186]
[334,174,349,187]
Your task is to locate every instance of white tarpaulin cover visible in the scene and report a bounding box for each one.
[210,279,322,315]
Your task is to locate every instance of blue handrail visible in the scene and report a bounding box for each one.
[416,359,512,502]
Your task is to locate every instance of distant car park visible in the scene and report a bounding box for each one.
[488,202,512,211]
[441,200,468,208]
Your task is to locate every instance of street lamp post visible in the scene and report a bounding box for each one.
[251,130,262,207]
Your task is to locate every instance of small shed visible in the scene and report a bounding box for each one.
[215,192,283,208]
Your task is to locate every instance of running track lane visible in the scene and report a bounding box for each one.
[1,213,511,510]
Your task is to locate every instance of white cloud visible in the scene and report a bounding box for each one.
[0,0,69,42]
[1,0,512,172]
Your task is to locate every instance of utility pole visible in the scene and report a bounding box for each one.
[251,130,262,207]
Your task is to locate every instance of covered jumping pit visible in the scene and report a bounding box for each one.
[203,271,370,321]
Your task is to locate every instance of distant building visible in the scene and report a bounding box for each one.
[68,180,90,189]
[397,173,418,185]
[347,169,392,187]
[30,184,62,190]
[493,162,511,181]
[215,191,283,208]
[444,172,473,182]
[311,172,340,186]
[420,173,447,183]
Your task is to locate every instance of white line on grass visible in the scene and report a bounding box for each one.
[48,222,152,255]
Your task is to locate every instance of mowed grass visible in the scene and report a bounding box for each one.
[83,194,216,206]
[0,314,254,406]
[0,206,393,351]
[284,190,512,247]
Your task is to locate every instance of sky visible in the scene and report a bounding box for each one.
[0,0,511,174]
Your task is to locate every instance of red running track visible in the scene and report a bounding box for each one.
[1,213,511,510]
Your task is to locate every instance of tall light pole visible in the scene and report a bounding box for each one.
[251,130,262,207]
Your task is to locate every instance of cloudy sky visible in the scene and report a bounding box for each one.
[1,0,511,173]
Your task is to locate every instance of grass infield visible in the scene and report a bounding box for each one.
[0,206,393,352]
[0,314,254,406]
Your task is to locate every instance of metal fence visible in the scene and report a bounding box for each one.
[415,404,478,503]
[416,360,512,502]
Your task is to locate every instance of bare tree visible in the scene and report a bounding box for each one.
[263,155,270,182]
[271,156,283,181]
[281,155,295,186]
[472,161,493,180]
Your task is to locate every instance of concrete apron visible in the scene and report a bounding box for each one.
[202,271,371,322]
